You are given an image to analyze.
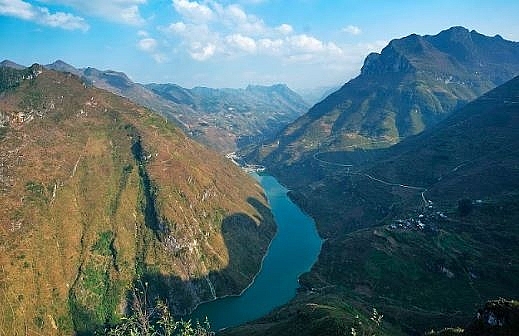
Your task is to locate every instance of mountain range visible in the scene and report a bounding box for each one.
[248,26,519,167]
[41,60,309,153]
[0,64,276,335]
[227,71,519,336]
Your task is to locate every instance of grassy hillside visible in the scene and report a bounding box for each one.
[227,76,519,335]
[0,66,275,335]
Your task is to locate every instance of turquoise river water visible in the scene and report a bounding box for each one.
[191,174,322,330]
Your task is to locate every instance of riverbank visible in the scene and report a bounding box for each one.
[191,174,322,330]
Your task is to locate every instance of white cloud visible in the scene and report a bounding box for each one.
[225,4,247,22]
[137,37,158,52]
[162,21,214,43]
[165,1,270,60]
[38,0,146,25]
[226,33,257,53]
[173,0,214,23]
[0,0,33,19]
[288,34,324,53]
[239,0,266,4]
[162,0,369,70]
[277,23,293,35]
[0,0,89,31]
[342,25,362,35]
[37,7,88,30]
[190,42,216,61]
[136,32,169,63]
[258,38,284,55]
[118,5,144,25]
[167,21,187,33]
[213,2,266,35]
[161,19,220,60]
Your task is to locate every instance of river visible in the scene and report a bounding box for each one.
[191,174,322,330]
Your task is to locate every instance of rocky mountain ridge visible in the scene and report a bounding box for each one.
[146,82,308,150]
[248,26,519,167]
[37,60,309,152]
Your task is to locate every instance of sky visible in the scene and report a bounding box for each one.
[1,0,519,91]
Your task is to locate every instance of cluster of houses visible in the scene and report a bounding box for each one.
[389,201,449,232]
[226,152,265,173]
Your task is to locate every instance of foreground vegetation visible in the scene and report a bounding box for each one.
[103,284,213,336]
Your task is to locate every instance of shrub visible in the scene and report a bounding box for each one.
[102,283,213,336]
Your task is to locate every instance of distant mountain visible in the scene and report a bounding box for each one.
[45,59,82,75]
[147,83,309,150]
[296,84,342,105]
[44,60,308,152]
[249,26,519,166]
[0,65,275,334]
[0,59,26,70]
[228,75,519,335]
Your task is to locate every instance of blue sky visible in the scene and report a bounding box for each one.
[1,0,519,90]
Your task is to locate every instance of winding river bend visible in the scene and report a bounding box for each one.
[191,174,322,330]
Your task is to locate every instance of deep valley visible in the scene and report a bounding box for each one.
[1,23,519,336]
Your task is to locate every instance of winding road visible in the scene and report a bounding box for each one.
[313,151,430,205]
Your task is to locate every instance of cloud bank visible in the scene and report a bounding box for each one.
[0,0,89,31]
[342,25,362,35]
[158,0,349,64]
[40,0,146,25]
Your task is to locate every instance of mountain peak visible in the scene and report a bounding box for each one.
[0,59,26,70]
[254,27,519,169]
[50,59,72,67]
[45,60,80,75]
[439,25,470,36]
[245,83,292,94]
[360,37,418,76]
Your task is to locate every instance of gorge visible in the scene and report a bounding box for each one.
[192,174,322,330]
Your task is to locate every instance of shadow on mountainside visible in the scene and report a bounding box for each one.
[72,197,275,335]
[141,196,276,316]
